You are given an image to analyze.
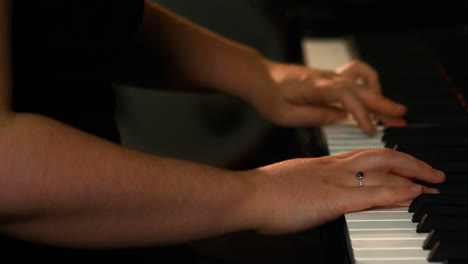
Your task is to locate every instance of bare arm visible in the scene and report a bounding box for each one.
[0,0,445,249]
[116,1,407,132]
[115,0,271,99]
[0,114,255,248]
[0,0,253,248]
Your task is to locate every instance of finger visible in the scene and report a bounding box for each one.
[350,173,414,188]
[373,113,407,127]
[423,186,440,194]
[356,90,407,118]
[337,60,382,93]
[340,185,423,213]
[332,83,375,133]
[316,69,339,80]
[287,105,348,126]
[303,77,376,133]
[350,173,443,193]
[361,149,446,183]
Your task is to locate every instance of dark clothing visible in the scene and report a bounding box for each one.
[5,0,186,262]
[7,2,226,263]
[12,0,144,142]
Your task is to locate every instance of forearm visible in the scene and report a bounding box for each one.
[0,113,254,248]
[119,1,275,101]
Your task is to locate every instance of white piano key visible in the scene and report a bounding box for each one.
[359,205,409,212]
[323,127,371,136]
[301,38,439,264]
[348,229,428,240]
[329,149,358,155]
[328,144,384,149]
[323,122,384,131]
[351,239,425,249]
[327,138,383,144]
[323,123,386,154]
[326,134,383,139]
[325,128,383,135]
[345,212,413,221]
[329,148,388,155]
[325,132,379,138]
[356,260,439,264]
[347,220,417,231]
[301,38,353,70]
[353,248,429,260]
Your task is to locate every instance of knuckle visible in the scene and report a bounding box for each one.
[362,148,393,162]
[300,72,315,82]
[350,59,361,66]
[379,148,395,155]
[371,68,379,78]
[376,148,396,160]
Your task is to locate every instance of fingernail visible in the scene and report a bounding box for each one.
[433,170,446,179]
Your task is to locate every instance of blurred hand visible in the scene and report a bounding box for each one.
[242,148,445,235]
[251,59,407,133]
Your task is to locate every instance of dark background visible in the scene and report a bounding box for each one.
[114,1,468,263]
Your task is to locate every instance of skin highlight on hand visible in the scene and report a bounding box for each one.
[258,59,407,133]
[242,148,444,235]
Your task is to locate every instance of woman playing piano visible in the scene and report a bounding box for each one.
[0,0,445,261]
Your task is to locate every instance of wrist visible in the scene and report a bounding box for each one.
[229,169,265,233]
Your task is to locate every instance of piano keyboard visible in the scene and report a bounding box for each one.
[302,32,468,264]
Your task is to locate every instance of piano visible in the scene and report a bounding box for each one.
[300,24,468,264]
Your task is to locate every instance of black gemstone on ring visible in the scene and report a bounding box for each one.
[356,171,364,178]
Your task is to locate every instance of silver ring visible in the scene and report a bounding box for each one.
[356,171,364,187]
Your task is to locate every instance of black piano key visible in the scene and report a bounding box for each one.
[389,148,468,162]
[384,135,468,147]
[384,124,468,137]
[417,214,468,233]
[395,145,468,158]
[424,229,468,250]
[384,128,466,139]
[404,115,468,126]
[408,194,468,212]
[416,152,468,163]
[429,162,468,173]
[418,183,468,195]
[444,173,468,184]
[429,241,468,262]
[348,31,468,264]
[444,259,468,264]
[394,145,468,159]
[404,109,465,121]
[385,123,468,135]
[414,173,468,185]
[412,204,468,222]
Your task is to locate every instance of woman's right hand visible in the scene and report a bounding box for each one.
[241,148,445,235]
